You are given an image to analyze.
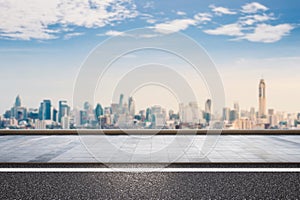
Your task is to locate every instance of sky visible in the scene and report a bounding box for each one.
[0,0,300,114]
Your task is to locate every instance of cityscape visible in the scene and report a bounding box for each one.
[0,79,299,130]
[0,1,299,199]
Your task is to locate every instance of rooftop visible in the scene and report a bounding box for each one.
[0,133,299,163]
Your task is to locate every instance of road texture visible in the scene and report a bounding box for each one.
[0,163,299,199]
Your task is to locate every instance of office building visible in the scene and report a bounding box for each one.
[259,79,267,118]
[58,100,70,123]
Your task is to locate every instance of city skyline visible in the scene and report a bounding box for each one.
[0,1,299,114]
[0,79,275,114]
[0,1,300,198]
[0,77,298,115]
[1,78,300,130]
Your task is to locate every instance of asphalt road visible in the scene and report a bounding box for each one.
[0,164,299,199]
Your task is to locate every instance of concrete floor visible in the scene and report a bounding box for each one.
[0,135,300,163]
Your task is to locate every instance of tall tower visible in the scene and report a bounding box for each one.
[205,99,212,124]
[233,102,240,119]
[15,95,21,107]
[205,99,212,114]
[58,100,69,123]
[42,100,51,120]
[118,94,124,114]
[259,79,266,118]
[119,94,124,107]
[128,97,135,116]
[39,100,51,120]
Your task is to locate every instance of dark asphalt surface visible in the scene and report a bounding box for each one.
[1,163,300,168]
[0,163,300,199]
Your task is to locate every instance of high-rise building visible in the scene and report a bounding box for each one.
[80,110,88,125]
[128,97,135,116]
[15,95,21,107]
[111,103,118,114]
[83,101,94,123]
[58,100,70,122]
[234,102,240,119]
[259,79,267,118]
[15,107,27,120]
[179,103,184,122]
[11,95,22,119]
[38,100,51,120]
[180,102,200,124]
[222,107,230,121]
[61,114,70,129]
[43,100,51,120]
[94,103,103,120]
[250,107,256,120]
[268,108,277,127]
[123,102,128,114]
[146,108,151,121]
[205,99,212,114]
[151,105,162,114]
[233,117,252,130]
[84,101,91,111]
[119,94,124,113]
[52,108,58,122]
[28,108,39,120]
[204,99,212,124]
[230,110,238,122]
[38,102,43,120]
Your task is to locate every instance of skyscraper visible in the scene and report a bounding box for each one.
[38,102,44,120]
[233,102,240,119]
[94,103,103,120]
[52,108,58,122]
[38,100,51,120]
[204,99,212,124]
[15,95,21,107]
[205,99,212,114]
[58,100,69,123]
[259,79,267,118]
[119,94,124,106]
[11,95,22,119]
[222,107,230,121]
[84,101,91,111]
[43,100,51,120]
[80,110,88,125]
[117,94,124,114]
[128,97,135,116]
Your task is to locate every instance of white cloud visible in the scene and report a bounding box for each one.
[204,3,293,43]
[204,23,244,36]
[103,30,125,36]
[204,22,294,43]
[241,2,268,13]
[239,14,275,25]
[194,13,212,22]
[153,12,211,34]
[64,32,85,40]
[97,30,162,38]
[209,5,236,15]
[0,0,137,40]
[135,33,161,38]
[176,11,186,16]
[238,23,294,43]
[154,19,197,34]
[139,13,156,24]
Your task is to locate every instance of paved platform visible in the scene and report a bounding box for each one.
[0,135,300,163]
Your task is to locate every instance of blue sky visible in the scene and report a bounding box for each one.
[0,0,299,113]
